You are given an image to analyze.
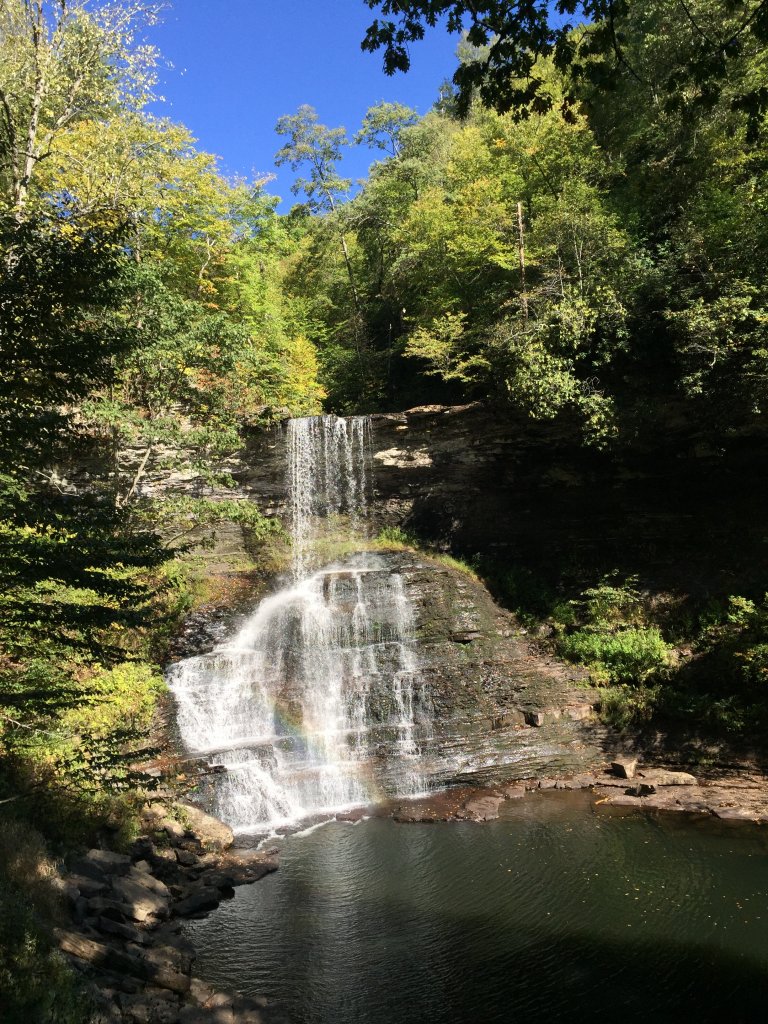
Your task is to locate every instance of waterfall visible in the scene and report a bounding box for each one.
[168,415,429,833]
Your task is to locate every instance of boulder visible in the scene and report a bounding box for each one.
[611,757,638,779]
[215,855,279,886]
[87,896,130,920]
[54,929,189,994]
[178,1006,234,1024]
[94,916,148,946]
[118,992,181,1024]
[127,941,192,976]
[175,803,234,852]
[160,818,187,844]
[189,977,218,1008]
[85,849,131,875]
[233,994,266,1024]
[69,874,109,898]
[564,703,594,722]
[502,785,526,800]
[175,849,199,868]
[556,775,595,790]
[126,865,170,898]
[173,887,221,917]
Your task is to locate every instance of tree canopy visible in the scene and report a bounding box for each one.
[361,0,768,125]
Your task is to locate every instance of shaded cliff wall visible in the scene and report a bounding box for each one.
[224,402,766,602]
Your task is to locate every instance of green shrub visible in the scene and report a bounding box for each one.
[580,576,642,626]
[559,626,670,683]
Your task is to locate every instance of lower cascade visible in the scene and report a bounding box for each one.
[168,416,432,833]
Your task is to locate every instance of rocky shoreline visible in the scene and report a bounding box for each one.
[57,801,278,1024]
[390,760,768,824]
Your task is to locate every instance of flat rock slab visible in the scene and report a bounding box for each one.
[713,806,761,821]
[593,777,768,821]
[638,769,697,786]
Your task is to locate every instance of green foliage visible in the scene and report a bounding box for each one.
[598,684,661,730]
[137,496,283,549]
[698,594,768,688]
[362,1,768,131]
[354,101,418,157]
[0,902,84,1024]
[559,626,671,684]
[578,577,643,627]
[275,105,351,213]
[0,217,134,465]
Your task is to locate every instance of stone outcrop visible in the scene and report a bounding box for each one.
[133,400,762,593]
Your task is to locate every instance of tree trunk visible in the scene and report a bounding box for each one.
[13,1,46,219]
[517,201,528,323]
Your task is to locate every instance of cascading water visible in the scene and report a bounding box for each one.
[168,416,430,833]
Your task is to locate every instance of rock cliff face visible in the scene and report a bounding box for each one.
[378,550,602,787]
[217,401,765,601]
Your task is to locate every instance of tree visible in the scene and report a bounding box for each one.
[275,104,351,214]
[0,214,134,469]
[275,105,363,335]
[354,100,418,157]
[0,0,161,218]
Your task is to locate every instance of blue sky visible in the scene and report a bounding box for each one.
[147,1,459,208]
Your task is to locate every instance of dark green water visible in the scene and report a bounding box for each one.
[184,793,768,1024]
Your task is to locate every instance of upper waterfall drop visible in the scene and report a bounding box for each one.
[287,415,372,581]
[167,414,430,834]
